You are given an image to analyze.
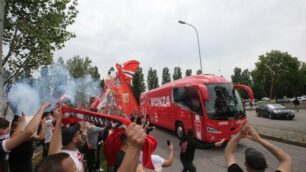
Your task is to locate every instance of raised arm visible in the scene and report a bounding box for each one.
[31,118,46,141]
[225,123,247,167]
[247,126,292,172]
[5,102,50,151]
[162,143,174,167]
[48,108,63,155]
[117,123,146,172]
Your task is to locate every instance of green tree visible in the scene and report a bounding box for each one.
[66,56,100,80]
[196,69,202,74]
[241,69,252,85]
[162,67,171,85]
[66,56,101,107]
[185,69,192,77]
[2,0,78,86]
[231,67,242,84]
[301,63,306,94]
[131,68,146,103]
[231,67,252,99]
[172,67,182,80]
[147,67,159,90]
[252,50,301,98]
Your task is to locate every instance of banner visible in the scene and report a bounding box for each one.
[90,60,140,116]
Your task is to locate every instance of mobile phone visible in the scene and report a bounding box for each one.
[167,140,171,146]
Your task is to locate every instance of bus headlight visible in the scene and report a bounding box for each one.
[207,127,221,133]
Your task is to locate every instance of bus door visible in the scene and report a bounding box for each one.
[185,87,205,141]
[172,87,194,134]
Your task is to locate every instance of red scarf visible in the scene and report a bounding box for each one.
[61,105,157,169]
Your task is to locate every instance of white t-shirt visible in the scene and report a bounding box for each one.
[140,153,165,172]
[44,119,53,143]
[60,149,84,172]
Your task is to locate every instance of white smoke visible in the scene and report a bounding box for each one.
[8,82,40,116]
[8,63,101,116]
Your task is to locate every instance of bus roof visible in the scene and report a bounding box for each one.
[144,74,230,94]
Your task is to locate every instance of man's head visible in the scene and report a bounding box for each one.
[35,152,76,172]
[62,123,82,148]
[43,111,52,120]
[0,117,10,136]
[245,148,267,172]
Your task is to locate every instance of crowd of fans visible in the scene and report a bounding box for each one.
[0,101,292,172]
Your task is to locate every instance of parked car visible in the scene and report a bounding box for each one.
[261,97,270,101]
[298,97,306,102]
[255,103,295,120]
[276,97,292,104]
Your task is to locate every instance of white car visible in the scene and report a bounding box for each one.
[261,97,270,101]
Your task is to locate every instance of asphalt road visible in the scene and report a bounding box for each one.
[150,127,306,172]
[246,109,306,134]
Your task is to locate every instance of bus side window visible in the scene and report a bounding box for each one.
[173,87,190,109]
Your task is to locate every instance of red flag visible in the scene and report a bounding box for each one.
[90,60,140,115]
[122,60,140,83]
[113,63,139,115]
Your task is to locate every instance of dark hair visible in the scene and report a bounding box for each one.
[245,148,267,170]
[120,133,128,146]
[0,117,10,129]
[35,153,70,172]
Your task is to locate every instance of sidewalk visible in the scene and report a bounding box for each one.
[252,124,306,147]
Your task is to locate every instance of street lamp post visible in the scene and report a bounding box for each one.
[178,20,203,73]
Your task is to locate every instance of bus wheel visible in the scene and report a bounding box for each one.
[176,122,185,139]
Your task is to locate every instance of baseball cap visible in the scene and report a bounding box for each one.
[245,148,267,170]
[62,123,81,146]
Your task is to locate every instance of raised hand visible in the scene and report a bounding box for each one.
[53,108,63,123]
[126,122,146,149]
[246,126,261,142]
[41,101,51,109]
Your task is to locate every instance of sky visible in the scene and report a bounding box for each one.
[55,0,306,83]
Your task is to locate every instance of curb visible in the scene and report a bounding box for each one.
[259,134,306,148]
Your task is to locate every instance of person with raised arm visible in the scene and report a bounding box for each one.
[48,108,85,172]
[0,102,50,172]
[225,123,292,172]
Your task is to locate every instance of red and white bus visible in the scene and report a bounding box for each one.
[140,74,253,143]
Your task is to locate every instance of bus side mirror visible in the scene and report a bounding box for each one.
[233,84,254,102]
[198,85,209,101]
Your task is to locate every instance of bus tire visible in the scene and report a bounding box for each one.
[176,122,185,139]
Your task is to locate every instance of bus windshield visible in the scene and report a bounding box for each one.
[205,83,245,120]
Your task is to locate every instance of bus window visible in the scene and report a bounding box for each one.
[173,87,203,115]
[205,83,245,120]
